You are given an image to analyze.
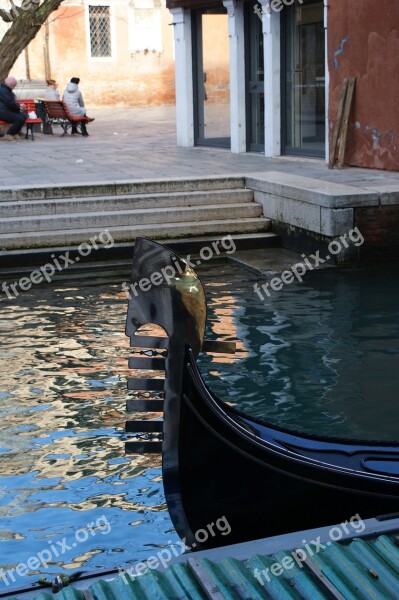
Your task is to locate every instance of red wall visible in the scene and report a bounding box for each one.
[328,0,399,171]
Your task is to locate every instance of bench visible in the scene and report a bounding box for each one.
[0,99,42,140]
[40,100,90,136]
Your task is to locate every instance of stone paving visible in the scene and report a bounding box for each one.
[1,106,398,188]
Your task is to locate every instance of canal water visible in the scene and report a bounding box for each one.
[0,259,398,590]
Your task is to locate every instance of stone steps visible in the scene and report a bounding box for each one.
[0,176,248,201]
[0,203,263,234]
[0,233,280,270]
[0,176,272,250]
[0,189,254,218]
[0,218,271,250]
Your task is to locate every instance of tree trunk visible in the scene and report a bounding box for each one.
[0,0,64,81]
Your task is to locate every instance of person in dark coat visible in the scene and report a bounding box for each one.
[0,76,27,140]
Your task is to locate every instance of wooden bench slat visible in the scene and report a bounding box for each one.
[0,99,43,140]
[40,100,90,136]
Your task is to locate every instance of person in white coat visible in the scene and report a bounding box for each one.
[44,79,60,101]
[62,77,94,136]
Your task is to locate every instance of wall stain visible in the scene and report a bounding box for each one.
[329,0,397,170]
[372,128,380,148]
[333,37,348,68]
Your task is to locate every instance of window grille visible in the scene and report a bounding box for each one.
[89,6,111,57]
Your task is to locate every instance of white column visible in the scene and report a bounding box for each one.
[259,0,281,157]
[223,0,246,153]
[170,8,194,147]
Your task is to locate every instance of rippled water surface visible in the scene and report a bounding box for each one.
[0,266,169,590]
[201,263,399,441]
[0,260,398,589]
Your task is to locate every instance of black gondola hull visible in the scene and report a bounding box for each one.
[126,239,399,551]
[174,352,399,549]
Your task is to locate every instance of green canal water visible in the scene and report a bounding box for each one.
[0,259,398,590]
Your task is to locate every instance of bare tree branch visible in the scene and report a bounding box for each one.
[0,0,64,80]
[0,10,13,22]
[1,0,23,23]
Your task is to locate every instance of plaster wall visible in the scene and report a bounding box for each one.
[328,0,399,171]
[201,14,229,104]
[3,0,177,107]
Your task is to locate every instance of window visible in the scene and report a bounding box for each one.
[89,5,111,57]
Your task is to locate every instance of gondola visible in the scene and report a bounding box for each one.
[125,238,399,551]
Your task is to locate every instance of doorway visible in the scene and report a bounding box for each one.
[246,2,264,152]
[282,0,325,156]
[193,8,231,148]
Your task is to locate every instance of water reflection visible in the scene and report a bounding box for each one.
[0,260,398,589]
[0,278,170,588]
[199,263,399,441]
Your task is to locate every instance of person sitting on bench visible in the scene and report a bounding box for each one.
[62,77,94,136]
[44,79,61,101]
[0,76,27,141]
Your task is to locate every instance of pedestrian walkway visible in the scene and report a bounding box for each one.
[1,106,398,188]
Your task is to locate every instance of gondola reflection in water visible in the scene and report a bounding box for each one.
[125,238,399,550]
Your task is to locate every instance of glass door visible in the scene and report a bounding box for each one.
[193,8,230,147]
[282,1,325,156]
[246,2,265,152]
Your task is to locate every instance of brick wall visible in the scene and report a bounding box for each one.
[355,206,399,260]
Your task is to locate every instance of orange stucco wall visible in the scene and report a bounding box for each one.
[201,14,229,104]
[328,0,399,171]
[12,1,176,107]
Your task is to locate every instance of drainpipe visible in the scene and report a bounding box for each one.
[44,19,51,80]
[24,47,31,80]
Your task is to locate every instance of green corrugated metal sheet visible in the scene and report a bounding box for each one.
[7,532,399,600]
